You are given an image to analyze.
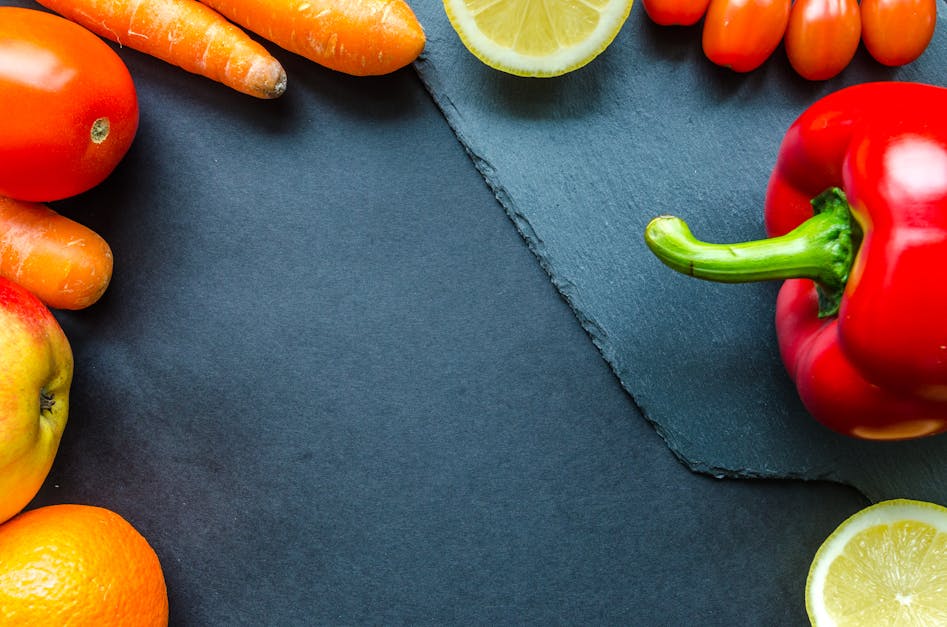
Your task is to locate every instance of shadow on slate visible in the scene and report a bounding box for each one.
[412,1,947,503]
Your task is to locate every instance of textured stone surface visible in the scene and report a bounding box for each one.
[412,1,947,502]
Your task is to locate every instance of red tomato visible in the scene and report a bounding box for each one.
[643,0,712,26]
[0,7,138,202]
[785,0,861,80]
[702,0,791,72]
[860,0,936,67]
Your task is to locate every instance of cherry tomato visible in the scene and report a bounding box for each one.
[642,0,712,26]
[0,7,138,202]
[785,0,861,80]
[702,0,791,72]
[860,0,936,67]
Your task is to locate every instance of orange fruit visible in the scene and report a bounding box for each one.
[0,504,169,626]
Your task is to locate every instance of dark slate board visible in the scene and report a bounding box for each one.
[412,0,947,502]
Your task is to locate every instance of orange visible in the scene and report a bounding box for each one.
[0,504,169,626]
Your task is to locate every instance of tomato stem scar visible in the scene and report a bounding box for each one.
[90,117,110,144]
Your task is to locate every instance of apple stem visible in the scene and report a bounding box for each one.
[40,390,55,413]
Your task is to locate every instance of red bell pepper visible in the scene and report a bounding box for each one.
[645,82,947,441]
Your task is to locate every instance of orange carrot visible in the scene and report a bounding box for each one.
[0,197,113,310]
[198,0,426,76]
[35,0,287,99]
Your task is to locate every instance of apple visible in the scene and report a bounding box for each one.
[0,276,72,524]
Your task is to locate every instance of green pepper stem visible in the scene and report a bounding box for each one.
[644,187,855,317]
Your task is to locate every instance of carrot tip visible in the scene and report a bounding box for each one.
[244,58,288,98]
[269,68,288,98]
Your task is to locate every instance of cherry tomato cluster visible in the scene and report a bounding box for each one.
[642,0,938,80]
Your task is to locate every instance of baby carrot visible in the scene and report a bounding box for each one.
[198,0,426,76]
[36,0,287,99]
[0,197,113,310]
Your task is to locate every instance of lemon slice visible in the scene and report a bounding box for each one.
[806,499,947,626]
[443,0,634,77]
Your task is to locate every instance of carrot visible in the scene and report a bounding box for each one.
[198,0,426,76]
[35,0,287,99]
[0,197,113,310]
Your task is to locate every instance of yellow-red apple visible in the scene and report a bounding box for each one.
[0,277,72,523]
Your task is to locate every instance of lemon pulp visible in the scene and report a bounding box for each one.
[444,0,634,77]
[807,499,947,626]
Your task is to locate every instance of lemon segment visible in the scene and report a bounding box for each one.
[806,499,947,627]
[444,0,634,77]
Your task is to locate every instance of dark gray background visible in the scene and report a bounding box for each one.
[8,0,868,623]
